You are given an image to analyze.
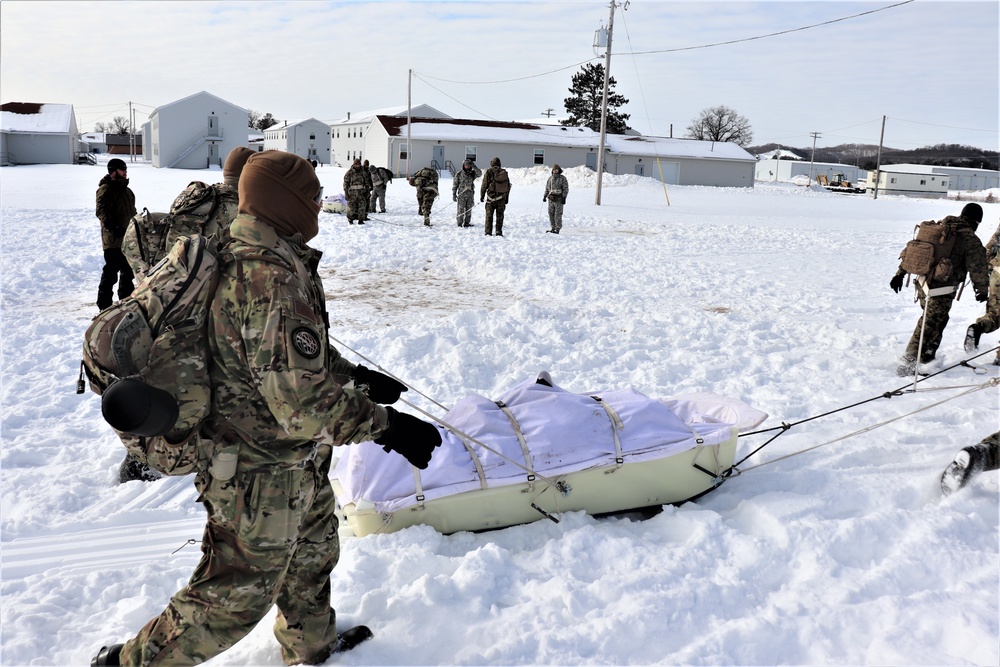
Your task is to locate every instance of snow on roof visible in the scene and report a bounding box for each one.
[387,117,755,161]
[0,103,74,133]
[757,149,804,161]
[330,104,449,125]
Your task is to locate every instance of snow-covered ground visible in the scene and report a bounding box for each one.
[1,158,997,666]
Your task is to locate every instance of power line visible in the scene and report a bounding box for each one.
[624,0,916,56]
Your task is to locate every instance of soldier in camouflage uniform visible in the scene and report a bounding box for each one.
[964,219,1000,364]
[92,151,442,667]
[343,158,369,224]
[480,157,511,236]
[368,164,389,214]
[451,159,481,227]
[96,158,137,310]
[362,160,374,213]
[543,164,569,234]
[889,203,989,376]
[409,166,438,227]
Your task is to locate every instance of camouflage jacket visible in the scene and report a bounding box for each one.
[96,175,136,250]
[208,214,388,469]
[203,183,239,247]
[986,222,1000,268]
[410,168,439,193]
[343,167,368,196]
[895,215,990,292]
[480,166,510,203]
[544,173,569,202]
[452,164,482,197]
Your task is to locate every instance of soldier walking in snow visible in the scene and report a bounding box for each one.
[369,164,390,214]
[343,158,369,224]
[95,158,136,310]
[480,157,511,236]
[452,159,481,227]
[91,151,441,667]
[543,164,569,234]
[889,203,989,376]
[409,166,439,227]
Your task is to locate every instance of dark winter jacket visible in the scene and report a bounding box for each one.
[895,215,989,294]
[96,174,136,250]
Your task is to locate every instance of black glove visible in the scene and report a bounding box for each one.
[543,195,548,202]
[889,274,904,293]
[561,196,567,205]
[353,364,406,404]
[453,195,458,202]
[480,197,485,203]
[975,291,988,303]
[374,407,442,469]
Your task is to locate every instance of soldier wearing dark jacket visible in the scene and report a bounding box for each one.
[95,158,137,310]
[91,151,442,667]
[480,157,511,236]
[543,164,569,234]
[889,203,989,376]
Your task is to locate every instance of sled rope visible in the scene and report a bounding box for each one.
[733,346,1000,468]
[734,376,997,474]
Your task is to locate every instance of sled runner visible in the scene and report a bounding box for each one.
[331,374,767,536]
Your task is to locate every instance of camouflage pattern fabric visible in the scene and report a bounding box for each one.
[452,163,481,227]
[369,166,388,213]
[897,216,988,362]
[484,200,506,236]
[904,288,955,362]
[118,214,389,665]
[544,173,569,232]
[343,167,369,223]
[410,168,438,225]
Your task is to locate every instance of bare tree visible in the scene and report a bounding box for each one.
[93,122,109,133]
[248,109,261,129]
[248,110,278,131]
[110,115,131,134]
[685,105,753,146]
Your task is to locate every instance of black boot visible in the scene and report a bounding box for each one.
[941,446,986,496]
[334,625,373,653]
[964,323,983,353]
[91,644,123,666]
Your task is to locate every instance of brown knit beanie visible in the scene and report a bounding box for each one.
[223,146,256,187]
[238,150,321,241]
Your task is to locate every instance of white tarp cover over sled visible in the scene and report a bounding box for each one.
[333,376,767,516]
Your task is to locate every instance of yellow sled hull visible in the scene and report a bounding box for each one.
[333,433,736,537]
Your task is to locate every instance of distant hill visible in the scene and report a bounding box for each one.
[747,142,998,171]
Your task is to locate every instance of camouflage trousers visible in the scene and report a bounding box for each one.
[417,190,436,224]
[547,200,564,232]
[346,191,368,222]
[369,185,386,213]
[484,200,506,235]
[974,267,1000,362]
[119,457,341,666]
[455,192,476,227]
[904,286,956,362]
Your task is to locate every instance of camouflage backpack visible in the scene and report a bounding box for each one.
[898,219,958,283]
[122,181,236,278]
[79,235,282,476]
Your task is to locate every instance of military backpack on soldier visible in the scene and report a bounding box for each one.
[491,167,510,195]
[898,219,958,283]
[122,181,235,278]
[79,235,284,476]
[376,167,393,184]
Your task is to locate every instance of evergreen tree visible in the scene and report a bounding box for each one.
[561,63,630,134]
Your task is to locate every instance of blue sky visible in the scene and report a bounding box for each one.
[1,0,996,152]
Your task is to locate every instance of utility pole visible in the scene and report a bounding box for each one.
[808,131,821,185]
[541,108,555,118]
[595,0,624,205]
[406,68,412,178]
[873,115,886,200]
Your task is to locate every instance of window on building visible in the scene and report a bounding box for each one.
[465,146,477,162]
[399,143,409,161]
[534,149,544,165]
[890,177,897,184]
[920,179,927,185]
[310,133,316,140]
